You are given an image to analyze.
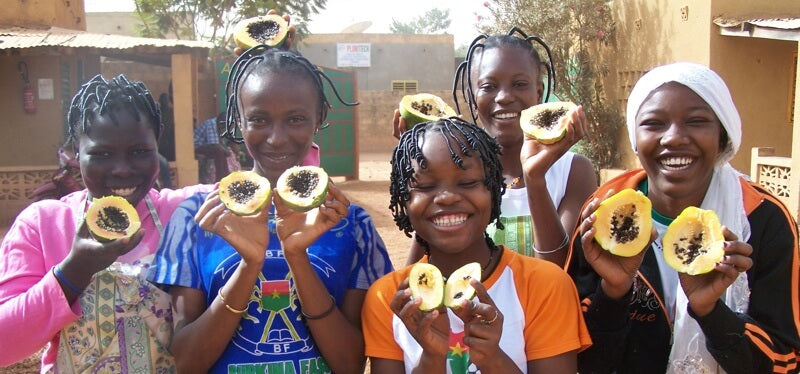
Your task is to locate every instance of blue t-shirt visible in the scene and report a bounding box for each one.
[147,192,393,373]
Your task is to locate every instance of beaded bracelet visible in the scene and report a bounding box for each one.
[218,288,248,314]
[53,266,83,294]
[532,232,570,254]
[301,294,336,320]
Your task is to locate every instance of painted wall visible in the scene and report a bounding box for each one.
[297,33,455,91]
[0,0,85,30]
[0,54,99,167]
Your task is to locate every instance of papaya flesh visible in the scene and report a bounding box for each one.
[662,207,725,275]
[593,189,652,257]
[443,262,481,309]
[520,101,577,144]
[408,263,444,311]
[233,14,289,50]
[218,170,272,216]
[85,195,141,242]
[276,166,329,212]
[398,93,457,128]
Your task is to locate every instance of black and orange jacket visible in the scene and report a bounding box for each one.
[565,169,800,374]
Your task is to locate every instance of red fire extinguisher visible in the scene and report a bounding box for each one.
[19,62,35,114]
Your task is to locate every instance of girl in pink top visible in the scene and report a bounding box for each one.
[0,74,209,372]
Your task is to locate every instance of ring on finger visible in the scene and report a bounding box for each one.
[484,309,499,325]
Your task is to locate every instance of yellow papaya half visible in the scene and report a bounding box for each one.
[276,166,329,212]
[85,195,141,242]
[233,14,289,50]
[408,263,444,311]
[520,101,577,144]
[398,93,457,128]
[218,170,272,216]
[662,207,725,275]
[443,262,480,309]
[593,189,652,257]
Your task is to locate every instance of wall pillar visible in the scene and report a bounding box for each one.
[171,53,198,186]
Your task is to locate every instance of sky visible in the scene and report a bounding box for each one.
[83,0,490,47]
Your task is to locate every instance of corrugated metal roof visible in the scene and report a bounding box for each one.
[713,17,800,41]
[0,26,212,51]
[714,17,800,30]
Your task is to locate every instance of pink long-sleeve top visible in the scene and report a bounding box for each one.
[0,186,210,372]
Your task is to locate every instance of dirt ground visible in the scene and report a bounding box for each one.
[0,152,409,373]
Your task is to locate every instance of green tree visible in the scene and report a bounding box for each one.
[390,8,451,34]
[482,0,623,170]
[133,0,326,58]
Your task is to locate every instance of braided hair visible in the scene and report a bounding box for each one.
[66,74,161,146]
[389,118,505,252]
[453,27,555,124]
[222,45,357,143]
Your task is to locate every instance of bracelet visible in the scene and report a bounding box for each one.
[532,233,570,254]
[301,294,336,320]
[218,288,248,314]
[53,266,83,294]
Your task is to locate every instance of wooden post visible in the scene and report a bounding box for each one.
[171,53,199,186]
[789,44,800,219]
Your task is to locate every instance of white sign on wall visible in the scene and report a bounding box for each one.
[337,43,371,67]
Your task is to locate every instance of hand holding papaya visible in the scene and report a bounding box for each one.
[274,180,350,256]
[579,189,656,299]
[520,104,588,178]
[679,227,753,317]
[195,188,271,265]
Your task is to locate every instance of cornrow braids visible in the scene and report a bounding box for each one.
[453,27,555,123]
[389,118,505,251]
[222,44,358,143]
[66,74,161,146]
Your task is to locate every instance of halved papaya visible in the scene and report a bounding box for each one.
[443,262,481,309]
[218,170,272,216]
[408,263,444,311]
[593,189,652,257]
[85,196,141,242]
[520,101,577,144]
[233,14,289,50]
[662,207,725,275]
[276,166,329,212]
[398,93,457,128]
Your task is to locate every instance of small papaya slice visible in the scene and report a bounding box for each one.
[593,189,652,257]
[85,196,141,242]
[233,14,290,50]
[276,166,329,212]
[218,170,272,216]
[443,262,481,309]
[520,101,577,144]
[408,263,444,311]
[398,93,457,128]
[662,207,725,275]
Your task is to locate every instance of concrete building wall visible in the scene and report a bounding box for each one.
[85,12,140,36]
[0,0,85,30]
[297,33,455,91]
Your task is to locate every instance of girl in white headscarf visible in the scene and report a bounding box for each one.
[565,62,800,373]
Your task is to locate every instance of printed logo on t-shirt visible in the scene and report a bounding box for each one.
[629,275,661,323]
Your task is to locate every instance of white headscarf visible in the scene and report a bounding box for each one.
[626,62,751,373]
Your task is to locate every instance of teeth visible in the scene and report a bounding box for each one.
[494,112,518,119]
[432,214,467,227]
[111,187,136,197]
[660,157,693,170]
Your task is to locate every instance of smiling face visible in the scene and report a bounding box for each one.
[238,71,322,184]
[406,131,493,257]
[77,107,159,206]
[471,46,543,148]
[635,82,724,209]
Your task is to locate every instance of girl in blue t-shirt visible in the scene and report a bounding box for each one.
[147,46,393,373]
